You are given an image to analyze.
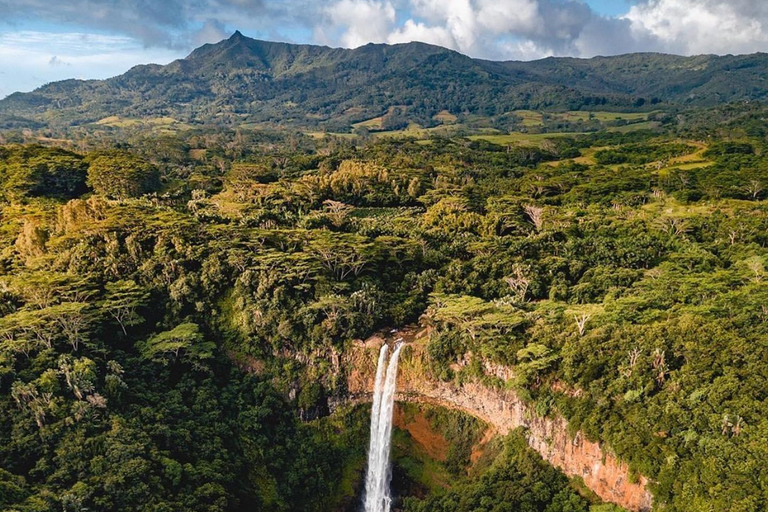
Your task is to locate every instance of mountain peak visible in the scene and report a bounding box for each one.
[230,30,245,40]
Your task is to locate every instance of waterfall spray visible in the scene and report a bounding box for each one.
[363,342,404,512]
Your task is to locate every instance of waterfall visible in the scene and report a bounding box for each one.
[364,344,389,506]
[363,342,404,512]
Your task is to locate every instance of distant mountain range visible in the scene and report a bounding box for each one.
[2,31,768,131]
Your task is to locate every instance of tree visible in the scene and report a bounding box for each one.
[0,144,88,200]
[137,323,215,367]
[574,313,591,336]
[14,220,48,263]
[744,179,764,200]
[523,204,544,231]
[6,271,91,309]
[309,233,374,281]
[322,199,353,227]
[516,343,558,387]
[86,151,160,199]
[58,355,97,401]
[11,380,51,428]
[0,308,57,351]
[504,265,531,303]
[100,280,149,335]
[49,302,96,351]
[424,293,525,350]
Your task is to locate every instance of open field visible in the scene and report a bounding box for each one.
[543,139,717,171]
[561,111,651,122]
[308,108,661,146]
[510,110,651,127]
[375,123,471,138]
[545,146,608,167]
[607,120,660,132]
[349,109,653,136]
[433,110,458,124]
[512,110,544,126]
[305,131,359,140]
[351,106,409,131]
[352,115,387,130]
[468,131,586,147]
[94,116,193,132]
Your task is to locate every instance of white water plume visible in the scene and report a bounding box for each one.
[363,342,404,512]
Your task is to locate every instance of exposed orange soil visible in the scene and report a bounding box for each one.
[393,403,449,462]
[470,427,497,466]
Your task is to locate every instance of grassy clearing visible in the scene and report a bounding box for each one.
[317,109,657,143]
[512,110,544,126]
[96,116,142,127]
[94,116,192,132]
[352,115,386,130]
[654,141,714,171]
[343,106,366,116]
[305,131,358,140]
[545,139,713,169]
[664,143,712,167]
[545,146,610,167]
[433,110,458,124]
[669,161,714,170]
[312,110,659,146]
[352,106,409,130]
[509,110,650,127]
[607,121,660,132]
[34,136,71,144]
[375,123,468,139]
[468,131,586,147]
[561,111,650,122]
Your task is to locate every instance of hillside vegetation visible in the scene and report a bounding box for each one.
[4,33,768,132]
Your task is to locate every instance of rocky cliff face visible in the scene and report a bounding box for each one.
[344,328,653,512]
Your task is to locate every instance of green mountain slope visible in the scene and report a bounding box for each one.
[2,32,768,130]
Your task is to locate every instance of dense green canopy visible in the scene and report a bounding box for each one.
[1,103,767,511]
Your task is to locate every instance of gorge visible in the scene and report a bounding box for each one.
[344,328,653,512]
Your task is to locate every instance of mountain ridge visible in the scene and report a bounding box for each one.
[2,32,768,131]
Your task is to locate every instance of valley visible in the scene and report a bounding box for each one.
[343,327,652,511]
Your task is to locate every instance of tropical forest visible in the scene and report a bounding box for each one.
[0,31,767,512]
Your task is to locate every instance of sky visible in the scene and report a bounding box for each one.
[2,0,768,98]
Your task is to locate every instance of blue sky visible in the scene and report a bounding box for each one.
[1,0,767,99]
[589,0,635,16]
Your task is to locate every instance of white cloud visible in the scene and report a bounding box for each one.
[475,0,541,35]
[625,0,768,55]
[498,38,553,61]
[409,0,479,51]
[324,0,396,48]
[321,0,768,61]
[321,0,613,60]
[192,19,231,46]
[387,19,458,49]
